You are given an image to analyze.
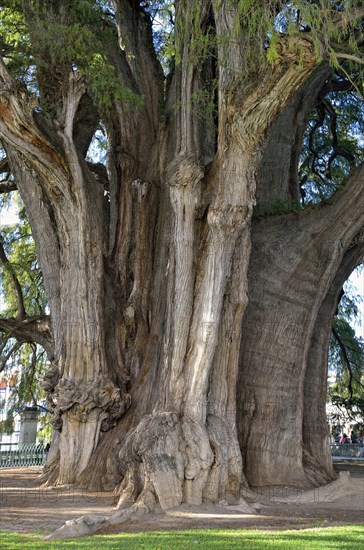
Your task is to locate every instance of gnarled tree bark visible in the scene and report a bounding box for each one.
[0,0,362,515]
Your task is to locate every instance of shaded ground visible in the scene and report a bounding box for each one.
[0,467,363,537]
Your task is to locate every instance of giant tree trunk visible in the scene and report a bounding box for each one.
[238,165,364,488]
[1,0,363,514]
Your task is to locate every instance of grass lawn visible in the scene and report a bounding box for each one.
[1,525,363,549]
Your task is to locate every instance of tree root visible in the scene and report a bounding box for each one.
[50,472,354,542]
[45,411,266,540]
[117,411,214,511]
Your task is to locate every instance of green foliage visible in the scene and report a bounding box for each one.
[192,87,217,126]
[0,191,51,432]
[0,2,32,81]
[0,409,14,435]
[36,413,53,443]
[328,279,364,423]
[174,2,215,68]
[300,79,364,204]
[85,54,143,112]
[0,0,141,114]
[1,0,363,118]
[0,193,46,319]
[266,32,280,65]
[233,0,363,73]
[167,0,364,99]
[12,345,46,405]
[173,85,217,130]
[0,343,51,436]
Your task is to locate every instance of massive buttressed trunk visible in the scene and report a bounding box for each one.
[238,66,364,488]
[107,1,322,510]
[0,0,363,512]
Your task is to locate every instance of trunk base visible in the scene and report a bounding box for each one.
[117,411,248,512]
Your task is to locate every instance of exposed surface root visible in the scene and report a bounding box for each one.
[2,467,362,541]
[252,471,357,505]
[45,416,355,540]
[46,514,112,540]
[46,501,259,540]
[117,411,233,511]
[46,472,357,540]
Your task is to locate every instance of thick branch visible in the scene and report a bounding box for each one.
[318,160,364,242]
[257,64,331,208]
[303,240,364,483]
[320,77,356,96]
[111,0,164,126]
[0,314,53,358]
[336,53,364,66]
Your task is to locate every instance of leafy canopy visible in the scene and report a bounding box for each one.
[0,0,141,112]
[0,190,50,435]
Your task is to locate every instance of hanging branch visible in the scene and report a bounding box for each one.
[28,343,38,407]
[0,341,22,373]
[332,325,354,401]
[336,53,364,66]
[323,98,355,178]
[307,89,357,184]
[0,237,26,319]
[308,101,326,177]
[0,315,53,358]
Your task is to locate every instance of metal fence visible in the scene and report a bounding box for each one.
[0,443,47,468]
[1,443,362,469]
[330,444,364,458]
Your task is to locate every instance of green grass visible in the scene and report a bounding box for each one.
[1,526,363,549]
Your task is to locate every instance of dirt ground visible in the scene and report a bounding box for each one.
[0,467,363,537]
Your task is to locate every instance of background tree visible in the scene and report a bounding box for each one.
[328,283,364,427]
[0,0,363,514]
[0,189,52,435]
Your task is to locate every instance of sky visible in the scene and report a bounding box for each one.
[0,202,18,226]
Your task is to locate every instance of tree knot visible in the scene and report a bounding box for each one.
[274,34,321,68]
[46,376,131,431]
[165,154,204,189]
[208,202,251,233]
[42,363,61,393]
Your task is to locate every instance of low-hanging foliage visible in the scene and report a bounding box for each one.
[329,279,364,424]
